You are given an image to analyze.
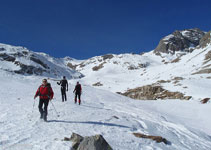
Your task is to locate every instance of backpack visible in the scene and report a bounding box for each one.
[38,83,52,98]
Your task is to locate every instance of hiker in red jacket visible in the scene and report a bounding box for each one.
[34,79,54,121]
[73,81,82,105]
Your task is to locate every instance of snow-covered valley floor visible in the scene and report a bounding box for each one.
[1,71,211,150]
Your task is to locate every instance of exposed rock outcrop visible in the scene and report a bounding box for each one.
[67,62,78,70]
[154,28,205,54]
[93,82,103,86]
[92,63,105,71]
[66,133,113,150]
[204,50,211,64]
[101,54,114,60]
[200,98,210,104]
[120,85,191,100]
[133,132,169,144]
[192,69,211,75]
[199,31,211,48]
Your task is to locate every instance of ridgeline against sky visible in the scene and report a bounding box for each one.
[0,0,210,59]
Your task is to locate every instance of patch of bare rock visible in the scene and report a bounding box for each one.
[64,133,113,150]
[133,132,170,145]
[119,84,191,100]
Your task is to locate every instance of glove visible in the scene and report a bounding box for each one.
[34,96,37,99]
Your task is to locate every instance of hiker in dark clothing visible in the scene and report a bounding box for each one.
[34,79,54,121]
[57,76,68,102]
[73,81,82,105]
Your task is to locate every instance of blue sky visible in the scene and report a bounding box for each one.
[0,0,210,59]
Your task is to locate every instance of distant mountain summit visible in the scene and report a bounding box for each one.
[0,43,83,79]
[154,28,205,54]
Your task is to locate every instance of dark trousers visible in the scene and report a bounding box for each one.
[75,92,81,104]
[61,87,67,101]
[38,99,49,117]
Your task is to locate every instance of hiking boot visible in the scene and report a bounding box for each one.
[44,117,47,122]
[43,113,47,122]
[40,113,43,119]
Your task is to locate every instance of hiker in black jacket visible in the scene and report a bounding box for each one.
[73,81,82,105]
[57,76,68,102]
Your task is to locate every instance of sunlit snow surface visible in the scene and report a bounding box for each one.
[1,42,211,149]
[0,70,211,150]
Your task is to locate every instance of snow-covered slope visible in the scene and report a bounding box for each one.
[0,43,83,79]
[68,37,211,100]
[1,28,211,150]
[1,70,211,150]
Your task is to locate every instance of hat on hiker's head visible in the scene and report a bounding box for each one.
[63,76,66,79]
[42,79,47,83]
[77,81,79,84]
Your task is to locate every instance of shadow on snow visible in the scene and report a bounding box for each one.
[48,120,130,128]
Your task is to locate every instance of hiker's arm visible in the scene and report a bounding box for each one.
[50,87,54,100]
[34,87,40,99]
[66,81,68,91]
[57,81,61,85]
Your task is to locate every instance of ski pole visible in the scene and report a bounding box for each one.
[29,99,36,121]
[50,100,60,117]
[32,99,36,113]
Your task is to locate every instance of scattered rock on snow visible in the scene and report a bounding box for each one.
[93,82,103,86]
[199,31,211,48]
[192,69,211,75]
[157,80,171,84]
[67,63,78,70]
[200,98,210,104]
[133,132,169,144]
[70,133,84,143]
[120,84,191,100]
[112,116,119,119]
[101,54,114,61]
[172,77,184,81]
[68,133,113,150]
[92,63,105,71]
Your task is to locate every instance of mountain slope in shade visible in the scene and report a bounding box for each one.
[0,43,83,79]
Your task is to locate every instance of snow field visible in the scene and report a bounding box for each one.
[1,71,211,150]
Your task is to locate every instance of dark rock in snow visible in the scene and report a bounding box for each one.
[200,98,210,104]
[133,132,169,144]
[120,84,191,100]
[77,134,112,150]
[154,28,205,54]
[69,133,113,150]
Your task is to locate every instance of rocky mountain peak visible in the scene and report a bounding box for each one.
[154,28,205,54]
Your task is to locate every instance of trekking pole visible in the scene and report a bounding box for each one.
[50,100,60,117]
[29,99,36,121]
[32,99,36,112]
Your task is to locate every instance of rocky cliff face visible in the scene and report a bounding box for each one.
[154,28,205,54]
